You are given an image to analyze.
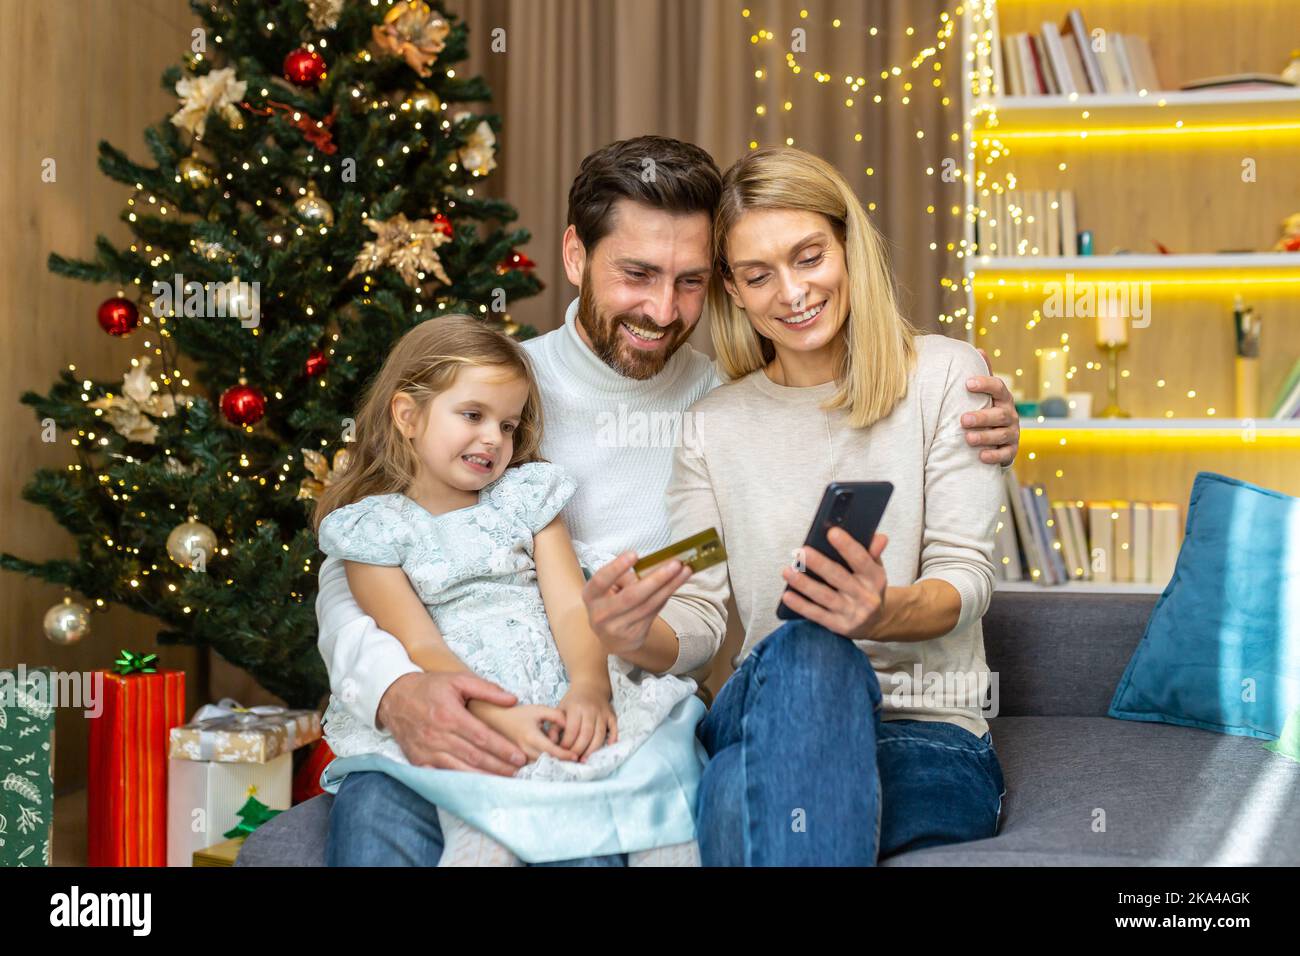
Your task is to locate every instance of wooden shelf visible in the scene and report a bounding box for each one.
[971,253,1300,274]
[974,88,1300,137]
[996,581,1165,595]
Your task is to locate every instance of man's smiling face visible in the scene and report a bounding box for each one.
[562,198,713,380]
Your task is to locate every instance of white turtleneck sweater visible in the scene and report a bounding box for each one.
[521,297,721,558]
[316,298,721,731]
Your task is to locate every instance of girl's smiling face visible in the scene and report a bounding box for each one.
[393,364,530,497]
[720,208,850,362]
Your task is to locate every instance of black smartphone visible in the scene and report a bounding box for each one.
[776,481,894,621]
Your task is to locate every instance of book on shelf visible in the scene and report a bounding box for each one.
[1060,9,1106,95]
[991,8,1163,96]
[1271,357,1300,418]
[993,497,1024,581]
[978,189,1077,257]
[993,470,1182,588]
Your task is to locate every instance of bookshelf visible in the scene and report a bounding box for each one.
[958,0,1300,591]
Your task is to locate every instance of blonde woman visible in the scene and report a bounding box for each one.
[596,146,1008,865]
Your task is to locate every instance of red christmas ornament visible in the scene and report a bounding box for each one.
[497,249,536,274]
[97,297,140,336]
[432,213,453,238]
[219,383,266,426]
[283,48,327,87]
[304,348,329,377]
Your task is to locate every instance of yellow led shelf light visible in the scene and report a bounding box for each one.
[1020,423,1300,452]
[972,271,1300,296]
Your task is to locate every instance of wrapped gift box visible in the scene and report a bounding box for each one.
[87,668,186,866]
[167,754,290,866]
[0,666,56,867]
[168,699,321,764]
[192,836,245,867]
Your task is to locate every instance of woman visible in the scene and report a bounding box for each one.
[659,146,1007,866]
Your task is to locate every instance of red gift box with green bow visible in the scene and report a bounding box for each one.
[87,651,185,867]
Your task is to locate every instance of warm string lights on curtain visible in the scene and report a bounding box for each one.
[740,4,966,329]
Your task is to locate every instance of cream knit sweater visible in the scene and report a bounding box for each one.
[658,334,1002,737]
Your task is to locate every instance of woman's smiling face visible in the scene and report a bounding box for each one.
[721,208,850,360]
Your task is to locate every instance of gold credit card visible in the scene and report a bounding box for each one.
[633,528,727,578]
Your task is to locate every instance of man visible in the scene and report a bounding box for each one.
[319,136,1020,865]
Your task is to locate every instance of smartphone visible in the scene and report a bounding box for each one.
[776,481,894,621]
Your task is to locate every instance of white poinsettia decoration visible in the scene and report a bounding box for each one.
[306,0,345,31]
[458,119,497,176]
[171,67,248,138]
[87,357,189,445]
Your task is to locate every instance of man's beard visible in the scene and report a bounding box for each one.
[576,275,687,381]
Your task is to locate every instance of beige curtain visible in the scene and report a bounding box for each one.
[447,0,965,344]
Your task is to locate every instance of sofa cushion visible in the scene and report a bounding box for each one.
[882,716,1300,866]
[983,592,1157,717]
[1108,472,1300,740]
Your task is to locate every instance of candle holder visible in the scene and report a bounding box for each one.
[1099,341,1130,419]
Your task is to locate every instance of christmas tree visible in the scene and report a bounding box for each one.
[1,0,543,708]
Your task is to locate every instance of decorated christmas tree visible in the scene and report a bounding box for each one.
[1,0,542,708]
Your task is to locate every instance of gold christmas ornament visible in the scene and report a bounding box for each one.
[371,0,450,77]
[166,519,217,570]
[171,67,247,138]
[298,447,352,501]
[348,213,452,288]
[294,182,334,227]
[87,356,189,445]
[178,156,214,189]
[43,599,91,646]
[407,87,441,112]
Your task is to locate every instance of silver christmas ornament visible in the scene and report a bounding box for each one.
[43,599,91,646]
[166,519,217,570]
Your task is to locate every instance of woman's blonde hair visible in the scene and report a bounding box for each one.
[709,146,916,428]
[311,314,544,532]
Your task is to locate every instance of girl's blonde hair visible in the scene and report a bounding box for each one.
[311,314,544,532]
[709,146,917,428]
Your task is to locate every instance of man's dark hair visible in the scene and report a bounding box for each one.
[566,136,723,251]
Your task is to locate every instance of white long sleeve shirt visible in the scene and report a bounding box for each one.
[316,297,720,731]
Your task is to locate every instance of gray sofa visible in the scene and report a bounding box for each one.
[236,591,1300,866]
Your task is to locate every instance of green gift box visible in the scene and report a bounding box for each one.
[0,666,56,867]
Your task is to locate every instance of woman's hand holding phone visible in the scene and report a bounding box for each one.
[780,527,889,640]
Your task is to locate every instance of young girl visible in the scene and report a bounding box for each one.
[312,315,703,866]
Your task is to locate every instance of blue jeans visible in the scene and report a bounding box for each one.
[696,618,1006,866]
[325,771,629,866]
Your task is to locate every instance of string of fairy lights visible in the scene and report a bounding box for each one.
[743,1,1292,444]
[741,3,968,329]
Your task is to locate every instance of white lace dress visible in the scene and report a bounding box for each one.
[316,462,704,862]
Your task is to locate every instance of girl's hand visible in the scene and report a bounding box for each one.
[556,683,619,761]
[780,529,889,641]
[472,701,580,765]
